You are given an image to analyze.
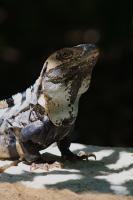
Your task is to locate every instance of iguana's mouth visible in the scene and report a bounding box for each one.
[74,44,99,69]
[83,46,99,63]
[87,48,99,60]
[76,43,99,56]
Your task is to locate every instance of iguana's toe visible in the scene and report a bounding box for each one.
[62,150,96,161]
[30,161,63,171]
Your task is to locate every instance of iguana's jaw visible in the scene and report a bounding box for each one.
[41,44,99,126]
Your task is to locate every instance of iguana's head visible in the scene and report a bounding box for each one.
[41,44,99,126]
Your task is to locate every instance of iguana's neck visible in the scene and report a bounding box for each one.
[40,69,92,126]
[44,93,80,127]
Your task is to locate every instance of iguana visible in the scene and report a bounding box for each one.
[0,44,99,171]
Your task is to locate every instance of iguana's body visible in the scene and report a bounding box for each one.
[0,44,99,163]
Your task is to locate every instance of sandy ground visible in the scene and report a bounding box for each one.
[0,183,133,200]
[0,143,133,200]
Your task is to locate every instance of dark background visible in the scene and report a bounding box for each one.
[0,0,133,146]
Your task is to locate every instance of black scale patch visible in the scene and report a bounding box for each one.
[6,98,14,107]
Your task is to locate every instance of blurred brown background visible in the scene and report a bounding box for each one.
[0,0,133,146]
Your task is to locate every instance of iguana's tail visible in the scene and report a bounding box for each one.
[0,160,20,173]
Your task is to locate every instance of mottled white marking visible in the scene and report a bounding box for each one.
[26,87,32,103]
[44,81,79,125]
[0,107,8,118]
[0,93,22,118]
[38,94,46,108]
[13,93,22,106]
[0,87,32,120]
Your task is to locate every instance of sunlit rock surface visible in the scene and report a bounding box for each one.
[0,143,133,196]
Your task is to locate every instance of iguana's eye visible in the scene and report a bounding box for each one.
[56,49,73,60]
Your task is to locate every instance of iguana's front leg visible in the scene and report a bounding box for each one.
[57,136,96,161]
[19,120,63,170]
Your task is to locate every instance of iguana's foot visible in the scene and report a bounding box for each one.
[30,161,63,171]
[62,150,96,161]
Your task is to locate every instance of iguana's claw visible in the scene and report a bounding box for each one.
[77,151,96,160]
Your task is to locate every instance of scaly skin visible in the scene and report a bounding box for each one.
[0,44,99,167]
